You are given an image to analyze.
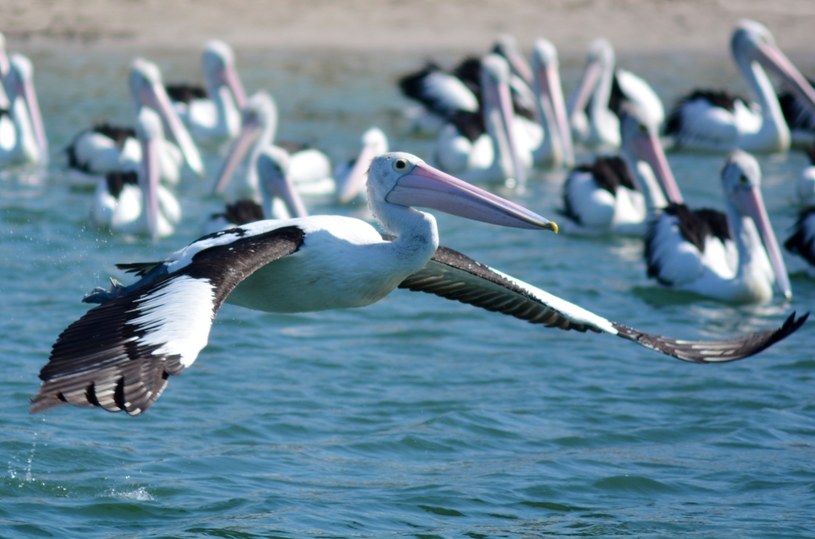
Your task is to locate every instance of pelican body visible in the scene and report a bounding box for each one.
[30,152,807,416]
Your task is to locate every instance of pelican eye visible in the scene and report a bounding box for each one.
[739,174,750,185]
[392,158,410,172]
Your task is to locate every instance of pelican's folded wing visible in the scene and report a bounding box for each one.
[31,224,306,416]
[399,245,808,362]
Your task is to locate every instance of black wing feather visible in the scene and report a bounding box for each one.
[31,225,306,415]
[400,245,808,363]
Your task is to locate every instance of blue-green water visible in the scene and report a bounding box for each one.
[2,45,814,538]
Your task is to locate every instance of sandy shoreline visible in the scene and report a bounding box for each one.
[2,0,814,59]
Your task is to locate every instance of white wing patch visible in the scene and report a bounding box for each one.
[490,267,618,335]
[128,275,216,368]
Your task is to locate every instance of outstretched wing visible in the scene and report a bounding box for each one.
[399,246,807,363]
[31,225,306,416]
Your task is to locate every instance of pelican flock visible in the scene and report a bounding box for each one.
[0,23,808,418]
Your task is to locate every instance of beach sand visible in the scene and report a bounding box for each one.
[2,0,814,58]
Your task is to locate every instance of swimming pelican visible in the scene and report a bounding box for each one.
[166,40,247,146]
[30,152,807,415]
[568,38,664,150]
[0,53,48,166]
[333,126,388,204]
[211,91,334,200]
[204,146,308,234]
[66,58,204,186]
[665,20,815,153]
[90,108,181,239]
[560,103,682,236]
[434,54,528,185]
[645,150,790,303]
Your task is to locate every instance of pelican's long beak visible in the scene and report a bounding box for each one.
[738,184,792,300]
[567,59,601,120]
[482,55,526,186]
[137,111,162,239]
[754,39,815,113]
[532,43,574,167]
[140,79,204,178]
[387,160,558,231]
[221,62,247,110]
[628,123,684,205]
[211,115,262,194]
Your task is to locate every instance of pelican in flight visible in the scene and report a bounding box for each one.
[211,91,334,200]
[665,20,815,153]
[560,103,682,236]
[204,145,308,234]
[166,40,247,146]
[0,53,48,166]
[30,152,806,415]
[90,108,181,239]
[645,150,790,303]
[66,58,204,187]
[568,38,664,150]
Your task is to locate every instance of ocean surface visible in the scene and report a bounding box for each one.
[2,44,814,538]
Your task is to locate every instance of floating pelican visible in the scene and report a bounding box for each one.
[333,126,388,204]
[0,53,48,166]
[568,38,664,149]
[645,150,790,303]
[66,58,204,186]
[90,108,181,239]
[560,103,682,236]
[434,54,528,185]
[166,40,247,146]
[665,20,815,153]
[212,91,334,200]
[30,152,807,415]
[204,145,308,234]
